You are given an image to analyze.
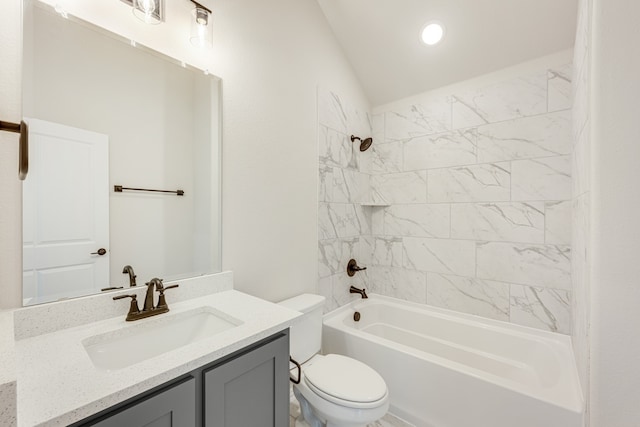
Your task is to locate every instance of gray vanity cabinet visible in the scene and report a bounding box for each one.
[203,332,289,427]
[73,330,289,427]
[92,377,196,427]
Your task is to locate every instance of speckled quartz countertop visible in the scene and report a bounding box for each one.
[0,310,17,426]
[15,285,301,426]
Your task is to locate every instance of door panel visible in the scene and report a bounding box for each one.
[23,118,109,305]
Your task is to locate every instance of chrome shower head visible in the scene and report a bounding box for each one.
[350,135,373,152]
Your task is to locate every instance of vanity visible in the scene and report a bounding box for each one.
[13,272,300,426]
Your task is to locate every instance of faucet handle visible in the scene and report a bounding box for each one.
[113,294,140,320]
[347,259,367,277]
[156,284,179,310]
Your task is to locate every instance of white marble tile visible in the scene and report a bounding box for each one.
[347,105,372,139]
[318,237,360,279]
[385,97,452,140]
[477,242,571,289]
[403,129,477,171]
[427,273,510,321]
[510,285,572,334]
[353,142,373,174]
[343,204,371,237]
[548,63,573,112]
[318,203,344,240]
[476,110,572,163]
[427,163,510,203]
[318,87,348,134]
[334,169,367,203]
[383,204,450,238]
[332,272,366,308]
[368,266,427,304]
[359,235,374,266]
[403,237,476,276]
[372,236,403,267]
[511,156,571,201]
[371,207,385,235]
[450,202,545,243]
[371,141,403,174]
[318,239,341,278]
[545,201,571,245]
[452,71,548,128]
[371,171,427,204]
[319,125,351,168]
[372,113,385,144]
[318,165,333,202]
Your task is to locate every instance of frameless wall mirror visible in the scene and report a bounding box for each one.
[21,0,222,306]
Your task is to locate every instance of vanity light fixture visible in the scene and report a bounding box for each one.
[420,21,445,46]
[130,0,164,25]
[189,0,213,48]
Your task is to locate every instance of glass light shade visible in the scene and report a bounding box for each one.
[190,7,213,48]
[421,22,445,46]
[133,0,162,25]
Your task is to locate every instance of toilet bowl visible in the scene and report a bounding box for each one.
[279,294,389,427]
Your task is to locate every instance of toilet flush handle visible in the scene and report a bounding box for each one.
[289,357,301,384]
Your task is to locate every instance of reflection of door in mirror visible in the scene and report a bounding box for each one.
[23,119,109,305]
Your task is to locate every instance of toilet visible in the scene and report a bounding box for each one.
[279,294,389,427]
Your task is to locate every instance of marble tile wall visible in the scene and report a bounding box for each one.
[571,0,592,413]
[317,88,374,312]
[367,60,574,334]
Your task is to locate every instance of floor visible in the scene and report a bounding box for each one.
[289,389,415,427]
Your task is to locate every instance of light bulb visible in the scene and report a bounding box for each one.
[190,7,212,48]
[421,22,445,46]
[133,0,161,25]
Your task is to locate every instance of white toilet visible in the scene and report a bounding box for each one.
[279,294,389,427]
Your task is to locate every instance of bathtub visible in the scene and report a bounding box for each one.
[322,294,584,427]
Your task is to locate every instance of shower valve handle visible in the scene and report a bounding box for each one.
[347,259,367,277]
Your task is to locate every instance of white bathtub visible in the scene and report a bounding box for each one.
[322,294,584,427]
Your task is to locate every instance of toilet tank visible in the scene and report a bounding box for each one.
[278,294,325,364]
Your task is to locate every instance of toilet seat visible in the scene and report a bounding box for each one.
[303,354,388,409]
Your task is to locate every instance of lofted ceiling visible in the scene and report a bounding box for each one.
[317,0,579,106]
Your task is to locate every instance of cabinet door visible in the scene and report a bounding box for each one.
[91,377,196,427]
[204,333,289,427]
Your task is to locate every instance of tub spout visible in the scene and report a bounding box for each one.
[350,285,368,299]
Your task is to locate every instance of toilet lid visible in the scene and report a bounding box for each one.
[303,354,387,405]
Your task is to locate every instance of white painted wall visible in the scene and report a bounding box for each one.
[589,0,640,425]
[0,0,368,306]
[571,0,591,418]
[213,0,369,301]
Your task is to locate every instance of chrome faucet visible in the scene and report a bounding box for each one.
[113,277,179,321]
[349,285,368,299]
[122,265,137,287]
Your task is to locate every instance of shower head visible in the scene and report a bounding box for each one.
[350,135,373,152]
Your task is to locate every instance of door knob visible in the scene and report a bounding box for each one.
[91,248,107,256]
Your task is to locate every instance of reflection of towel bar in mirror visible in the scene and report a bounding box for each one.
[0,119,29,180]
[114,185,185,196]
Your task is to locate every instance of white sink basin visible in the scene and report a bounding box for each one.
[82,307,243,371]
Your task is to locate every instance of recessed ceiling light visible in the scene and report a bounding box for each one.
[421,22,445,46]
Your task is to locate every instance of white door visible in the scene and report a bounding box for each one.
[23,118,109,305]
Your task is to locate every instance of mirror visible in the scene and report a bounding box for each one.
[21,0,222,306]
